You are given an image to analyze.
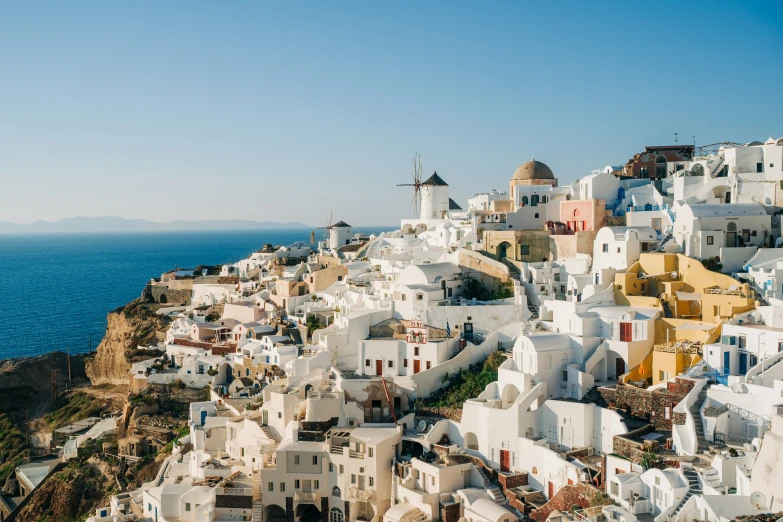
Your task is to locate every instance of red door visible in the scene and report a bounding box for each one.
[548,481,555,499]
[500,450,510,472]
[620,322,632,342]
[375,360,383,375]
[413,360,421,374]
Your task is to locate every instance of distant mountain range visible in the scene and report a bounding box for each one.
[0,216,311,234]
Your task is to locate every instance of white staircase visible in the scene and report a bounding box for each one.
[252,470,263,522]
[476,466,506,504]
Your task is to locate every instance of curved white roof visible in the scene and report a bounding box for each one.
[514,332,571,353]
[396,262,461,286]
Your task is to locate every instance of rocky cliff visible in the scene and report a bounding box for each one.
[85,300,170,386]
[0,352,87,416]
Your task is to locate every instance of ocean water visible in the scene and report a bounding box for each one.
[0,228,393,359]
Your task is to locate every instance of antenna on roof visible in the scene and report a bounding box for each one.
[675,133,678,144]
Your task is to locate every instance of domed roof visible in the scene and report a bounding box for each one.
[512,159,554,181]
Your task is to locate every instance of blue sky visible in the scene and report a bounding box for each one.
[1,1,782,226]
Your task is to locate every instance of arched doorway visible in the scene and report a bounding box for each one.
[265,505,287,522]
[330,508,344,522]
[501,383,520,408]
[496,241,511,261]
[690,164,704,176]
[655,155,667,179]
[727,222,737,247]
[464,432,478,450]
[298,504,321,522]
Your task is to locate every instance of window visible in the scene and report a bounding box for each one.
[281,482,287,492]
[531,195,540,207]
[521,245,530,256]
[616,247,621,253]
[329,463,334,472]
[602,244,608,253]
[641,243,648,252]
[707,235,713,245]
[401,294,406,301]
[370,477,375,487]
[403,359,408,367]
[778,341,783,353]
[330,508,345,522]
[431,476,435,486]
[365,359,371,367]
[312,455,318,465]
[295,455,300,464]
[314,480,320,490]
[369,448,374,457]
[640,167,649,178]
[388,360,393,368]
[339,464,344,474]
[655,477,660,486]
[535,213,539,218]
[739,336,746,349]
[757,162,763,173]
[268,482,274,492]
[426,361,432,369]
[414,347,419,356]
[416,294,423,301]
[351,474,357,484]
[652,218,661,230]
[278,412,282,418]
[294,479,300,489]
[186,503,191,512]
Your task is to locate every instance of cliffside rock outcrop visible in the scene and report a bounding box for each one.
[0,352,87,415]
[86,301,169,386]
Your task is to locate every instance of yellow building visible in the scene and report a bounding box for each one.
[614,253,755,384]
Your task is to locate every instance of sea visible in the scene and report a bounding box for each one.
[0,228,394,359]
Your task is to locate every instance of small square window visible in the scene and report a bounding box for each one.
[369,447,374,457]
[370,477,375,487]
[294,480,300,489]
[339,464,344,474]
[329,463,334,472]
[388,360,394,368]
[281,482,286,492]
[426,361,432,370]
[295,455,300,464]
[617,247,621,253]
[602,244,608,252]
[312,455,318,465]
[707,236,713,245]
[365,359,371,367]
[521,245,530,256]
[351,474,357,484]
[268,482,274,492]
[403,359,408,367]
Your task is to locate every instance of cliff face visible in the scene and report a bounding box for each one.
[0,352,87,415]
[85,301,169,386]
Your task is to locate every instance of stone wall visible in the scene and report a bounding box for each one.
[530,483,605,522]
[613,425,655,462]
[143,282,192,305]
[601,380,692,431]
[441,501,461,522]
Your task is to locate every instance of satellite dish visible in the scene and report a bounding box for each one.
[417,420,427,432]
[671,272,678,279]
[750,491,766,510]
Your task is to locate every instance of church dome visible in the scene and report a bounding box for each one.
[512,159,554,181]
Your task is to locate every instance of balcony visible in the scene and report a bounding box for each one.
[347,487,374,501]
[295,491,318,503]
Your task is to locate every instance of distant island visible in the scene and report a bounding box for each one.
[0,216,311,234]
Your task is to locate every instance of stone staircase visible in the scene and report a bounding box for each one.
[289,328,303,345]
[252,470,263,522]
[476,466,506,504]
[260,425,275,441]
[691,390,707,453]
[661,301,674,319]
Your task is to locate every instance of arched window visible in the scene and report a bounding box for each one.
[690,164,704,176]
[330,508,345,522]
[332,487,341,497]
[655,155,667,178]
[573,209,580,218]
[521,196,529,206]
